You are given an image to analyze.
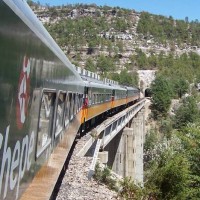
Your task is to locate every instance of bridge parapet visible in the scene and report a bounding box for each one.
[91,99,146,149]
[77,99,146,183]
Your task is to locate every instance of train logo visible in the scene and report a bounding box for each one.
[16,56,31,129]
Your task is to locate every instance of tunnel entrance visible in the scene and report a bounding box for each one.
[145,88,152,97]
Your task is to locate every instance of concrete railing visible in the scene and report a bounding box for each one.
[91,99,146,148]
[77,99,145,157]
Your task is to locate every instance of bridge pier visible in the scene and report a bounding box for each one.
[104,108,145,185]
[132,109,144,184]
[98,151,108,165]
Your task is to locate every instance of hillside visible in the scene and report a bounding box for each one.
[30,4,200,61]
[29,2,200,89]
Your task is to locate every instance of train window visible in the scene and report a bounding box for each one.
[100,94,102,103]
[78,94,81,109]
[78,94,83,110]
[74,93,78,114]
[94,94,96,104]
[36,92,55,158]
[88,89,92,105]
[96,94,99,103]
[70,93,74,120]
[96,94,98,104]
[78,94,81,110]
[64,93,70,128]
[55,92,65,137]
[76,93,79,113]
[108,94,110,101]
[76,93,80,112]
[92,94,95,104]
[94,94,97,104]
[95,94,98,103]
[106,94,110,101]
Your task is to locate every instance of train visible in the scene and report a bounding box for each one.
[0,0,140,199]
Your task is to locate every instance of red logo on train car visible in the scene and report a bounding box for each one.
[16,56,31,129]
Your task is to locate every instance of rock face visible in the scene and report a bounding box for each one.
[56,136,120,200]
[138,70,156,93]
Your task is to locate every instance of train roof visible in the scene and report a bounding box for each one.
[5,0,83,82]
[76,67,127,91]
[83,79,113,90]
[82,78,127,92]
[112,84,127,91]
[125,86,140,91]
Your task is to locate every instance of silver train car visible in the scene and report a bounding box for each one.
[0,1,140,199]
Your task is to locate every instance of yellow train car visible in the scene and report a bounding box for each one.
[79,75,140,129]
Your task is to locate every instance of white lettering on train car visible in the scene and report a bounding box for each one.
[0,126,35,199]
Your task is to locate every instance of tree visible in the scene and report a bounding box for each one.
[148,54,158,69]
[146,150,190,200]
[109,73,120,83]
[151,76,172,119]
[116,41,124,52]
[159,118,173,139]
[119,69,138,86]
[135,48,148,69]
[174,78,189,98]
[174,96,199,129]
[119,177,144,199]
[27,0,33,6]
[115,18,128,32]
[96,54,115,76]
[85,58,96,72]
[107,40,113,56]
[177,124,200,198]
[110,69,138,86]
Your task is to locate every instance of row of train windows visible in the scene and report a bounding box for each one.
[36,91,83,158]
[90,93,112,105]
[115,93,127,100]
[89,92,127,105]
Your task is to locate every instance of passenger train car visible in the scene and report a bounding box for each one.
[0,0,140,199]
[78,68,140,129]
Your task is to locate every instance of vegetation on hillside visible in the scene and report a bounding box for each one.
[145,55,200,199]
[28,2,200,86]
[137,12,200,46]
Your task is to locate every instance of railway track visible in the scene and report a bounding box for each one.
[51,129,119,200]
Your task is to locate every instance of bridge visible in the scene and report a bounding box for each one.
[77,98,147,185]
